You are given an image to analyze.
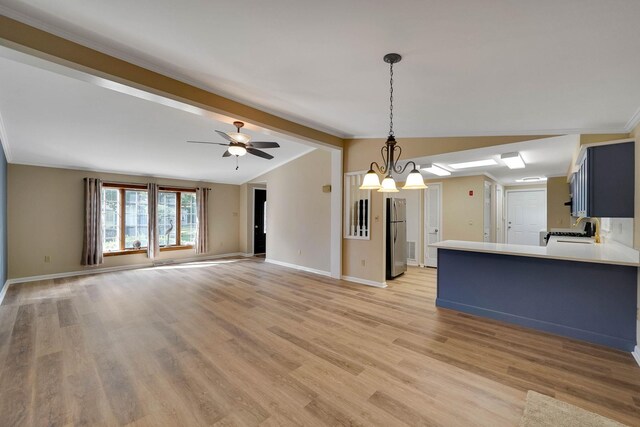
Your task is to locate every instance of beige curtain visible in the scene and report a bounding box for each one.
[81,178,103,266]
[195,187,210,254]
[147,183,160,259]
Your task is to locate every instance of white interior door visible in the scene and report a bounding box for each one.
[495,185,504,243]
[506,190,547,245]
[483,181,492,242]
[424,183,442,268]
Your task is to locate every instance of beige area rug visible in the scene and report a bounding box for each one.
[520,391,628,427]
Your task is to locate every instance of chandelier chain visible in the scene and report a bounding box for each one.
[389,62,394,137]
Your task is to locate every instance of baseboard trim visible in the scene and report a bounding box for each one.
[633,346,640,367]
[0,280,8,305]
[436,298,635,352]
[264,258,331,277]
[407,260,419,267]
[341,275,388,288]
[6,252,246,286]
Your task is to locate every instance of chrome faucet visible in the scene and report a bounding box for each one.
[574,216,601,244]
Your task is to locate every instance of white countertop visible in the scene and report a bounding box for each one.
[431,237,639,267]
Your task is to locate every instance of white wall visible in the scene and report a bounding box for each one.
[251,149,332,274]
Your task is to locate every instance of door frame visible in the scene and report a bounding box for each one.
[423,182,443,268]
[483,181,492,242]
[495,184,505,243]
[252,187,267,255]
[504,188,547,244]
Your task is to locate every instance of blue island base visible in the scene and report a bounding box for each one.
[436,249,637,351]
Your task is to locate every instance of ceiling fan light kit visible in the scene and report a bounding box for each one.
[187,120,280,169]
[360,53,427,192]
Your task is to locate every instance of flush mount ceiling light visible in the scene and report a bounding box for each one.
[501,152,526,169]
[516,177,547,183]
[422,163,452,176]
[359,53,427,192]
[448,159,498,170]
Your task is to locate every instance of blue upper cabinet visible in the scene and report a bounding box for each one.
[571,141,634,218]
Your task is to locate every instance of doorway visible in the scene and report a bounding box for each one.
[424,183,442,268]
[506,189,546,246]
[253,189,267,255]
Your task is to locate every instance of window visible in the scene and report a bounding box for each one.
[101,185,149,253]
[101,184,197,255]
[158,188,197,248]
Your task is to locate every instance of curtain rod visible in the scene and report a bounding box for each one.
[97,179,211,190]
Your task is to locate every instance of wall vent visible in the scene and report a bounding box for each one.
[407,241,417,261]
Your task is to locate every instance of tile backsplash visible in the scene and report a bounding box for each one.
[600,217,633,248]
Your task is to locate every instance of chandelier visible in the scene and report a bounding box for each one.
[359,53,427,192]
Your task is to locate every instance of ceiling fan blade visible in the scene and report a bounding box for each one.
[222,150,232,157]
[187,140,229,146]
[247,147,274,160]
[215,130,238,143]
[248,141,280,149]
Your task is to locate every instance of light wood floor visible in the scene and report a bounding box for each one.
[1,259,639,426]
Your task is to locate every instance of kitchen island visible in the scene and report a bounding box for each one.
[432,238,639,351]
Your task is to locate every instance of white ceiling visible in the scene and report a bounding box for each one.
[405,135,579,185]
[0,53,315,184]
[1,1,639,137]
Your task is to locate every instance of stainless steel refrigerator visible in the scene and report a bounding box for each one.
[386,197,407,279]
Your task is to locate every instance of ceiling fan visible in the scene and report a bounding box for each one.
[188,121,280,169]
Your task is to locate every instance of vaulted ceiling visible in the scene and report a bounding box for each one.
[2,0,639,138]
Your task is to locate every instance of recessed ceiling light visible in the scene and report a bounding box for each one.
[421,163,451,176]
[501,152,526,169]
[516,177,547,183]
[448,159,498,169]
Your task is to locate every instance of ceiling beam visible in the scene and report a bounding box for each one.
[0,15,344,149]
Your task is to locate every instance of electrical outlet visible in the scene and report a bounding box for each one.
[44,255,51,263]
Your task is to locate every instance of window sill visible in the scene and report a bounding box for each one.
[103,245,193,256]
[160,245,194,252]
[104,249,147,257]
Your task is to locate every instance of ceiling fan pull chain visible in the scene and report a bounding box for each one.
[236,156,239,170]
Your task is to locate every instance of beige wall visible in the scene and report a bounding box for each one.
[438,176,488,242]
[251,149,332,273]
[343,175,489,282]
[8,164,240,279]
[547,177,571,230]
[342,135,556,283]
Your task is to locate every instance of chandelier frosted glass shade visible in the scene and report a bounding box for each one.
[228,145,247,156]
[360,170,382,190]
[402,169,428,189]
[378,176,399,192]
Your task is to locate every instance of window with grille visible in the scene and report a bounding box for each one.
[101,183,196,255]
[344,172,371,239]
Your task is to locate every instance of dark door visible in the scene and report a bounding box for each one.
[253,189,267,254]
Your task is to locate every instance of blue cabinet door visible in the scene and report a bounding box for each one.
[587,142,634,218]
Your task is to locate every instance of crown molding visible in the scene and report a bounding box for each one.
[348,127,631,140]
[625,107,640,133]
